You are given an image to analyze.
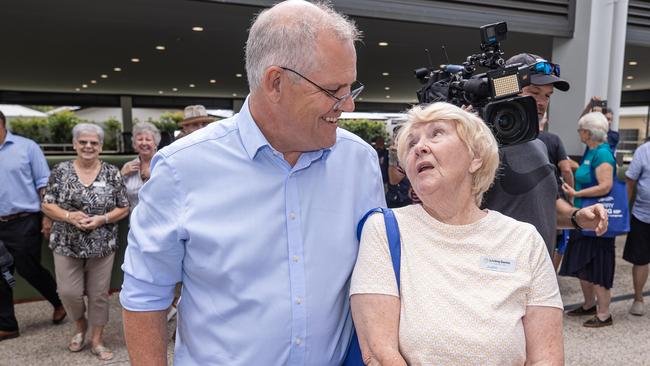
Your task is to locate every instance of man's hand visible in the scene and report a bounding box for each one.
[41,216,52,239]
[576,204,608,235]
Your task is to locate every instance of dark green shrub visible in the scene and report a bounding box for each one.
[100,118,122,151]
[8,117,50,142]
[338,119,388,144]
[49,111,83,143]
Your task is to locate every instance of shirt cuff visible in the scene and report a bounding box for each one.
[119,272,175,312]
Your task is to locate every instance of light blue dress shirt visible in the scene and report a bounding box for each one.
[0,131,50,215]
[120,97,386,366]
[626,141,650,223]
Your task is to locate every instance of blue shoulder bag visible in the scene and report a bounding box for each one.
[580,150,630,237]
[342,207,401,366]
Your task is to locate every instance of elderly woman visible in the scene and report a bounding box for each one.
[42,123,129,360]
[121,121,160,209]
[350,102,563,365]
[560,112,616,327]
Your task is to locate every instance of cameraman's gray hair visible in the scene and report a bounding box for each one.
[72,123,104,144]
[245,0,361,92]
[132,121,161,145]
[578,112,608,143]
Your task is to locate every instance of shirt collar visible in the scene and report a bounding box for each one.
[237,96,332,161]
[0,131,16,150]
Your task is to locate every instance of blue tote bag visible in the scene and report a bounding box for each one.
[580,151,630,238]
[342,208,401,366]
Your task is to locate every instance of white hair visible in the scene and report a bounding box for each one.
[132,122,161,145]
[72,123,104,144]
[578,112,609,143]
[396,102,500,206]
[245,0,361,92]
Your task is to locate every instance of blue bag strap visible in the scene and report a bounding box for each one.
[357,207,401,290]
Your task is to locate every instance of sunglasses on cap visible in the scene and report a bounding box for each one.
[531,61,560,77]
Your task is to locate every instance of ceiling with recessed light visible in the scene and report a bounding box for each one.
[1,0,649,108]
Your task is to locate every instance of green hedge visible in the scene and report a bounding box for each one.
[338,119,388,144]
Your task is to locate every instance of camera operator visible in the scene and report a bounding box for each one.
[482,53,608,255]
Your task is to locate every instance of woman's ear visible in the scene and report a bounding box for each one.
[469,157,483,174]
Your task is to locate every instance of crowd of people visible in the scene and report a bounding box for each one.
[1,0,649,364]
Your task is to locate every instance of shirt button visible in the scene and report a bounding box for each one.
[296,297,302,304]
[295,337,302,345]
[292,255,299,262]
[289,212,296,220]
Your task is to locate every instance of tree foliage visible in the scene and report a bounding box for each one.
[338,119,388,144]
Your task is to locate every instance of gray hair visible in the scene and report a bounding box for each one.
[245,0,361,92]
[578,112,608,143]
[72,123,104,144]
[132,122,161,145]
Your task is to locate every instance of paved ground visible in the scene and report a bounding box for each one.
[1,236,649,365]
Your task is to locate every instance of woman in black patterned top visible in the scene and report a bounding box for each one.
[42,123,129,361]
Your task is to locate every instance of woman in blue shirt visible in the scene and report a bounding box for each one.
[560,112,616,328]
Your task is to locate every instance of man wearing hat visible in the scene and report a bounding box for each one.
[482,53,607,255]
[176,105,215,139]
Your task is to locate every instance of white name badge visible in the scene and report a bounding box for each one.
[480,256,516,273]
[93,181,106,188]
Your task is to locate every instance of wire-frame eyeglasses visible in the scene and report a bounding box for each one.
[281,67,364,111]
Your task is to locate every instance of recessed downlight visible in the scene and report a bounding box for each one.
[232,93,238,97]
[627,76,634,80]
[82,84,88,88]
[235,73,243,78]
[625,85,632,89]
[378,41,389,47]
[189,84,195,88]
[384,87,390,90]
[158,90,164,94]
[75,88,80,91]
[385,95,391,99]
[382,72,390,76]
[629,61,638,66]
[155,45,166,51]
[113,67,122,72]
[210,79,216,84]
[192,26,204,32]
[90,80,97,84]
[131,58,140,63]
[100,74,108,79]
[172,88,178,92]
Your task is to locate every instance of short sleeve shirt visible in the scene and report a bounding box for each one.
[626,142,650,223]
[574,143,616,208]
[351,205,562,366]
[44,160,129,258]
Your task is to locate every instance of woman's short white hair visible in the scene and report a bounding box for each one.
[132,122,161,145]
[245,0,361,92]
[72,123,104,144]
[578,112,609,143]
[396,102,500,206]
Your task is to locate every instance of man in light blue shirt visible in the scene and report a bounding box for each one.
[624,141,650,315]
[0,111,66,341]
[120,1,385,365]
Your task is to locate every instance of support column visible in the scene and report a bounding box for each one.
[120,96,133,153]
[232,98,244,113]
[548,0,626,155]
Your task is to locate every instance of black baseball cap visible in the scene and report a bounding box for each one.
[506,53,570,92]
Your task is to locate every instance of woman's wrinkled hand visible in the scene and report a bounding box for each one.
[561,182,576,198]
[79,215,104,231]
[121,161,140,176]
[67,211,89,231]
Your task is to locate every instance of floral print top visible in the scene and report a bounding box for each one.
[44,160,129,258]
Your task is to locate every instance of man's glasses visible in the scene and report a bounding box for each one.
[77,140,100,147]
[281,67,364,111]
[531,61,560,77]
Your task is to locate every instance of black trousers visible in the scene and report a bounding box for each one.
[0,213,62,331]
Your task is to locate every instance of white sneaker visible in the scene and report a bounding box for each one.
[167,306,177,322]
[630,301,645,316]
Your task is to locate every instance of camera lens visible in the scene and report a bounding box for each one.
[483,96,538,146]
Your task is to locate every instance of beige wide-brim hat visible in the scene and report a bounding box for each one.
[180,105,215,126]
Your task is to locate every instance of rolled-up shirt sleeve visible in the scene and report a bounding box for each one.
[29,141,50,189]
[120,153,187,311]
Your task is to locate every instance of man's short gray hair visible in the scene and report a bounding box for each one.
[132,122,161,145]
[578,112,609,143]
[245,0,361,92]
[72,123,104,144]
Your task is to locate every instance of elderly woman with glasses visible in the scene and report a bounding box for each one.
[121,122,160,210]
[560,112,617,328]
[42,123,129,361]
[350,102,563,365]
